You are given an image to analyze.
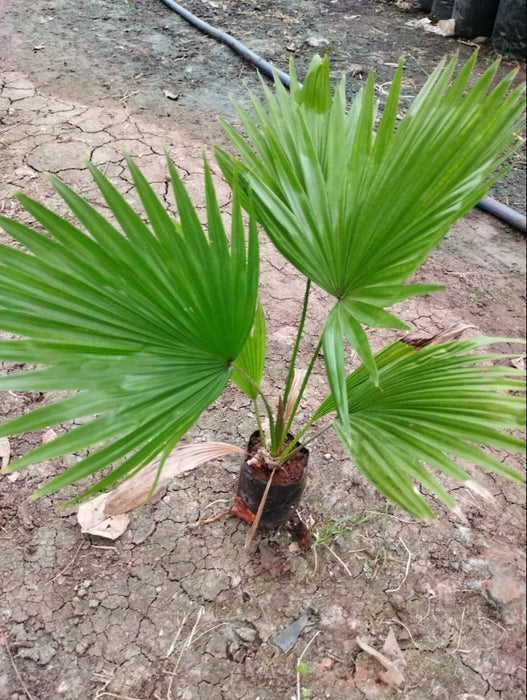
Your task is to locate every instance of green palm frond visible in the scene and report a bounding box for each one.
[0,156,259,499]
[231,300,267,399]
[216,52,525,430]
[314,337,526,517]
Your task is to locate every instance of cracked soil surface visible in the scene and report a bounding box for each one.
[0,1,526,699]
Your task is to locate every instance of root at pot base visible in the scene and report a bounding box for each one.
[236,431,309,528]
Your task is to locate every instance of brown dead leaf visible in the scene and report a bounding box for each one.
[104,442,245,516]
[77,493,130,540]
[400,322,476,349]
[356,636,405,689]
[382,627,406,669]
[254,543,290,577]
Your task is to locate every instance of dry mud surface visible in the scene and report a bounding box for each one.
[0,1,526,699]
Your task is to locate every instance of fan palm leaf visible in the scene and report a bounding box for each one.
[313,337,526,517]
[0,156,259,499]
[216,53,525,431]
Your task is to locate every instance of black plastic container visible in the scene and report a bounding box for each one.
[453,0,500,38]
[491,0,526,58]
[431,0,455,19]
[236,432,309,528]
[415,0,433,11]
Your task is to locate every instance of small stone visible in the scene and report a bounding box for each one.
[229,574,241,587]
[306,36,330,48]
[235,626,258,644]
[41,428,58,444]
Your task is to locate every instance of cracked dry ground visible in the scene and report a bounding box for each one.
[0,58,526,700]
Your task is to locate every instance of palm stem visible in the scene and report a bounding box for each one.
[252,396,268,449]
[281,278,311,419]
[232,364,275,437]
[281,336,323,447]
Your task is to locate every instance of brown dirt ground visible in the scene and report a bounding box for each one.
[0,1,525,699]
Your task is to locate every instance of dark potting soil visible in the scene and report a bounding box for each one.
[246,433,307,485]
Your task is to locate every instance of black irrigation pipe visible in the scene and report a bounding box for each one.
[159,0,526,234]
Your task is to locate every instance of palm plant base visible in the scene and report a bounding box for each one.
[235,431,309,528]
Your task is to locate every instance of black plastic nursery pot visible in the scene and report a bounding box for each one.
[236,431,309,529]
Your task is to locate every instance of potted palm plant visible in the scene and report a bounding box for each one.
[0,54,525,545]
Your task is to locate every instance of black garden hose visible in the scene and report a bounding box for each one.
[159,0,526,234]
[476,195,526,232]
[159,0,291,88]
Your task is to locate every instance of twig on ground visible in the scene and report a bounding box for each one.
[447,606,466,655]
[417,590,436,623]
[385,537,412,593]
[244,467,276,551]
[166,611,192,658]
[1,630,35,700]
[95,693,144,700]
[296,631,320,700]
[165,606,205,699]
[203,498,230,509]
[45,540,84,585]
[325,544,353,577]
[190,509,232,527]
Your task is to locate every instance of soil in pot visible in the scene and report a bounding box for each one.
[235,431,309,529]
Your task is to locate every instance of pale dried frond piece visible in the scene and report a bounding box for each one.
[77,442,245,538]
[104,442,245,516]
[464,479,496,502]
[0,436,10,470]
[283,369,306,426]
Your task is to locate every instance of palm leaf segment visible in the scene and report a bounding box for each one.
[314,337,526,518]
[216,53,525,432]
[0,155,259,499]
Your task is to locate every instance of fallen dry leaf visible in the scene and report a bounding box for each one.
[509,356,526,370]
[382,627,407,669]
[77,442,245,538]
[356,636,405,689]
[464,479,495,502]
[400,322,476,349]
[77,493,130,540]
[104,442,245,516]
[254,543,290,577]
